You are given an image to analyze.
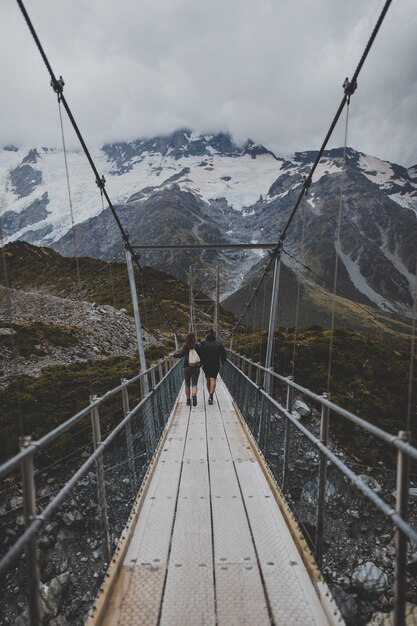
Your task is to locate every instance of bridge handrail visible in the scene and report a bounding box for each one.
[253,372,417,546]
[0,358,171,481]
[0,356,181,579]
[228,349,416,460]
[222,356,415,624]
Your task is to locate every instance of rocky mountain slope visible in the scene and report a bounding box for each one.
[1,131,416,319]
[0,242,192,388]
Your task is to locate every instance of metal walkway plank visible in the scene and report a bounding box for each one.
[102,398,190,626]
[219,379,337,626]
[207,397,271,626]
[97,380,339,626]
[160,460,215,626]
[236,460,331,626]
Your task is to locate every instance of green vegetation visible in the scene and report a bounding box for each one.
[1,242,414,470]
[0,320,80,356]
[235,326,416,465]
[0,348,168,464]
[0,241,191,331]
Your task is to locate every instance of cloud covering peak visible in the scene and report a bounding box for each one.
[1,0,416,166]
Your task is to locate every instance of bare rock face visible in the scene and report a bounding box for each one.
[352,561,388,595]
[41,572,71,617]
[0,285,159,387]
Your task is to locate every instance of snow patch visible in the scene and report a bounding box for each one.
[337,242,405,314]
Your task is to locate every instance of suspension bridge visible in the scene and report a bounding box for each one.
[1,0,417,625]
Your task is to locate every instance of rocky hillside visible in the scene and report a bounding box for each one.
[0,241,194,388]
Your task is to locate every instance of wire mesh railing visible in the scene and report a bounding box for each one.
[222,352,417,626]
[0,356,182,626]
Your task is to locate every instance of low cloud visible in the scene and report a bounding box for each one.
[1,0,416,165]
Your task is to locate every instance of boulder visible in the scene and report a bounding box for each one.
[330,586,358,622]
[359,475,382,494]
[41,572,71,616]
[352,561,387,594]
[293,400,311,417]
[301,477,338,506]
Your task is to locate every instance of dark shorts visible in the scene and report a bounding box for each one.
[203,366,220,379]
[184,366,200,387]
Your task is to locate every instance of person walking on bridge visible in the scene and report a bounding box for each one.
[172,332,202,406]
[198,328,227,405]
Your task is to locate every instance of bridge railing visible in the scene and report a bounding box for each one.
[0,356,182,626]
[222,351,417,625]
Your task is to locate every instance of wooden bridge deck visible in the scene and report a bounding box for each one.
[89,377,340,626]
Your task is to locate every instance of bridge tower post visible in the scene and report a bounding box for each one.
[214,265,220,336]
[189,265,195,336]
[125,248,150,397]
[264,255,281,393]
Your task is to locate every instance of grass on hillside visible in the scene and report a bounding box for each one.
[235,326,417,466]
[0,348,168,464]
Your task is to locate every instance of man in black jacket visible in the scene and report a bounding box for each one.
[198,329,227,405]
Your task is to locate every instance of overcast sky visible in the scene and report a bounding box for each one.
[1,0,416,166]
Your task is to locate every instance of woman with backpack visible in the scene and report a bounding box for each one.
[172,332,202,406]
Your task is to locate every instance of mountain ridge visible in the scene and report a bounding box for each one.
[1,130,416,320]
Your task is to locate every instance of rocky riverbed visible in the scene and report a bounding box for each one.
[1,441,148,626]
[264,397,417,625]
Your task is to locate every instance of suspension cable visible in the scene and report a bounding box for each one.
[407,260,417,432]
[222,0,393,344]
[291,200,307,379]
[57,98,81,285]
[327,101,351,394]
[99,190,116,309]
[16,0,179,341]
[273,0,393,257]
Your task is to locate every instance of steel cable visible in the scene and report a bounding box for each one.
[15,0,179,341]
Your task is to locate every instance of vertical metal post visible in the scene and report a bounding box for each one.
[174,333,179,350]
[158,359,163,381]
[255,363,261,387]
[20,437,42,626]
[248,359,253,381]
[282,378,294,492]
[394,430,410,626]
[264,255,281,393]
[164,359,169,376]
[150,365,157,389]
[121,382,137,498]
[90,398,111,564]
[315,394,330,565]
[214,265,220,336]
[125,248,149,397]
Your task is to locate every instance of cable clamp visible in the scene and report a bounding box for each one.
[343,77,357,102]
[51,75,65,96]
[303,176,312,194]
[96,175,106,190]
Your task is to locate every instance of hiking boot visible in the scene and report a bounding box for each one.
[186,398,191,406]
[192,395,197,407]
[208,395,214,405]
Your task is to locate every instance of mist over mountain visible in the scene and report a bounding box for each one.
[1,130,416,319]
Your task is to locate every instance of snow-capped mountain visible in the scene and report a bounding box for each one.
[1,130,416,318]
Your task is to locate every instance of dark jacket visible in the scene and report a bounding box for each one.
[173,344,202,368]
[198,333,227,370]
